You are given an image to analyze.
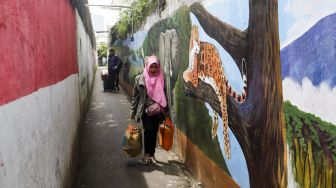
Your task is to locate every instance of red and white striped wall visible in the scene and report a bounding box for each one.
[0,1,95,187]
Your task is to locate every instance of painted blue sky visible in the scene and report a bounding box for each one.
[279,0,336,48]
[197,0,336,91]
[123,30,149,50]
[204,0,336,49]
[204,0,249,30]
[205,103,250,188]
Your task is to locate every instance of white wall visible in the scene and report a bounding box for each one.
[0,75,80,188]
[0,10,96,188]
[76,10,96,112]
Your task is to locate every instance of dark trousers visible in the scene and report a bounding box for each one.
[115,72,120,90]
[108,70,117,91]
[141,114,163,156]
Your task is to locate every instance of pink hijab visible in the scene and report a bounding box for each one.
[143,55,167,107]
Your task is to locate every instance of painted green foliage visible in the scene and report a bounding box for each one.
[285,101,336,188]
[116,45,144,86]
[122,7,230,173]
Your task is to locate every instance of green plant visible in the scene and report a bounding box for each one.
[97,43,108,58]
[113,0,158,39]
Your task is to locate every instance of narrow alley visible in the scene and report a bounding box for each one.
[75,68,199,188]
[1,1,335,188]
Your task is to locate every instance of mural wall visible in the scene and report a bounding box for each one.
[115,0,335,187]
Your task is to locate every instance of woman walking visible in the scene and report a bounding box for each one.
[130,55,168,164]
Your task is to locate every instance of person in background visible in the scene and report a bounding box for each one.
[130,55,168,164]
[107,48,122,92]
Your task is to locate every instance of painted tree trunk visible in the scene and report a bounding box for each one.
[245,1,287,187]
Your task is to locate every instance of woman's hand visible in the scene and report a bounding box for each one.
[127,124,137,132]
[164,109,170,117]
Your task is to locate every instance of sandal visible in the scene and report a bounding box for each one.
[142,154,151,165]
[150,156,157,164]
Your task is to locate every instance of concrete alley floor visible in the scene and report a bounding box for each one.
[75,67,201,188]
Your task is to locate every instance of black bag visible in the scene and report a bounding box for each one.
[103,77,115,91]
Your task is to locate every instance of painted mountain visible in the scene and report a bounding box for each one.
[281,13,336,87]
[280,13,336,188]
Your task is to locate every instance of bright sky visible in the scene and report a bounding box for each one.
[88,0,122,31]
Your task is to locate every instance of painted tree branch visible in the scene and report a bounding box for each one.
[184,81,250,156]
[189,2,247,66]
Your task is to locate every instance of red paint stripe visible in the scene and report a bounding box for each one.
[0,0,78,105]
